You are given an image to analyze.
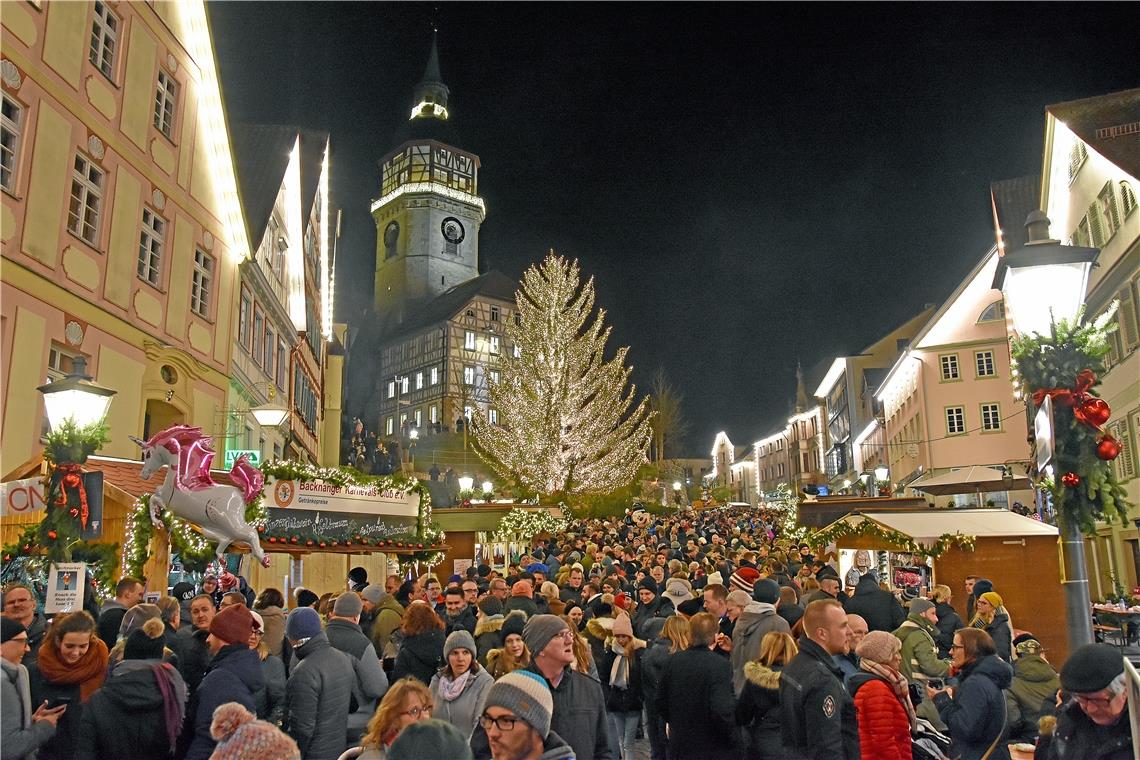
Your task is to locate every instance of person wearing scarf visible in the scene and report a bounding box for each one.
[26,611,109,760]
[428,630,493,739]
[846,630,914,760]
[74,617,187,759]
[600,612,646,760]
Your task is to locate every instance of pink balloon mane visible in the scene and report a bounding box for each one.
[143,425,263,503]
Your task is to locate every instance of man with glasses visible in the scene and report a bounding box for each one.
[1,584,47,662]
[2,617,64,756]
[479,670,574,760]
[489,578,510,602]
[1050,643,1132,758]
[461,580,481,606]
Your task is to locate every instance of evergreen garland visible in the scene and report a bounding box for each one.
[805,517,976,559]
[492,507,567,543]
[1009,313,1131,533]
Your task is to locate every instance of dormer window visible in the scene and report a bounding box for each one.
[977,300,1005,323]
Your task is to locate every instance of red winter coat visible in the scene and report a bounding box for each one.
[850,673,912,760]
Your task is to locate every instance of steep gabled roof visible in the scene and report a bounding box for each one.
[229,124,329,252]
[1047,88,1140,179]
[990,175,1041,255]
[380,270,518,341]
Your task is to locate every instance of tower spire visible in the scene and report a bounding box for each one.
[410,30,449,121]
[795,360,809,413]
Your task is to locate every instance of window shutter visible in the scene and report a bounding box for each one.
[1100,182,1121,233]
[1087,205,1106,247]
[1118,286,1140,352]
[1111,418,1136,481]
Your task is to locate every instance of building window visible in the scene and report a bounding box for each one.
[0,93,22,193]
[429,405,438,424]
[489,336,500,355]
[1097,182,1121,241]
[514,312,521,326]
[464,405,473,420]
[153,69,178,138]
[512,344,521,359]
[385,417,394,436]
[68,154,104,246]
[974,350,996,377]
[939,354,960,381]
[136,208,165,287]
[264,325,276,377]
[489,408,499,425]
[1108,418,1136,482]
[387,380,395,399]
[415,372,423,390]
[413,408,422,428]
[945,406,966,435]
[190,249,214,318]
[490,305,500,322]
[977,300,1005,323]
[464,330,476,350]
[400,376,409,394]
[276,337,288,390]
[430,367,439,386]
[464,365,475,385]
[1121,181,1137,218]
[252,306,264,366]
[1067,140,1087,182]
[980,403,1001,431]
[490,369,500,385]
[89,0,119,80]
[238,288,252,350]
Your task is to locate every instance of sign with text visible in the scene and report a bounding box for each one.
[45,562,86,614]
[224,449,262,470]
[1,477,48,517]
[265,478,420,542]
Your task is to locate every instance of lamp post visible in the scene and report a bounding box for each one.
[994,210,1099,650]
[408,427,418,473]
[36,356,117,433]
[874,465,889,496]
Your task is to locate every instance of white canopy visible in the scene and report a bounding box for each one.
[828,509,1058,544]
[908,465,1032,496]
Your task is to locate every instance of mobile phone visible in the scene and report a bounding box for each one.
[45,697,73,709]
[927,679,944,690]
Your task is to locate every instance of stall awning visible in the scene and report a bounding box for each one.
[908,465,1031,496]
[830,509,1058,541]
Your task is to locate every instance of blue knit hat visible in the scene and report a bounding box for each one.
[285,607,322,642]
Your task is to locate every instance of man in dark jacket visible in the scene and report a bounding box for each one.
[176,594,216,695]
[325,593,389,744]
[285,607,355,760]
[1048,643,1132,760]
[657,612,737,760]
[96,576,143,649]
[440,586,477,635]
[1,584,49,662]
[559,566,585,605]
[472,614,613,760]
[730,579,791,695]
[780,599,859,760]
[842,572,905,633]
[181,604,264,760]
[478,670,575,760]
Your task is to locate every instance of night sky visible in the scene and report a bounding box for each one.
[207,2,1138,456]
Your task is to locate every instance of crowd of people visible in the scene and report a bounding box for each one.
[1,503,1134,759]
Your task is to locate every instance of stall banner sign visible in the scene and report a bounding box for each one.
[45,562,86,614]
[1,477,47,517]
[264,477,419,542]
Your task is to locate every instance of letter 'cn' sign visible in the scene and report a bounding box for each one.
[0,477,48,517]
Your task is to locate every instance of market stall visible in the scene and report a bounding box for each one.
[813,509,1069,662]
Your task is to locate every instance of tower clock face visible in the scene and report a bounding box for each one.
[441,217,466,245]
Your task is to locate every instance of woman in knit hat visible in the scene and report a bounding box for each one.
[599,613,646,760]
[847,630,914,760]
[26,611,108,760]
[108,603,175,671]
[208,701,299,759]
[73,618,187,760]
[355,677,435,758]
[972,591,1013,663]
[486,612,530,680]
[429,630,493,739]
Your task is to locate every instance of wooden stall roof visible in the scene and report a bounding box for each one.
[798,496,932,529]
[840,509,1058,540]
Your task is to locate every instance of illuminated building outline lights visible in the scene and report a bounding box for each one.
[371,182,486,219]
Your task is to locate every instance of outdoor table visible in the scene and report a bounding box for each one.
[1092,605,1140,648]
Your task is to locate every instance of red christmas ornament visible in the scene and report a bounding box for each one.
[47,530,57,540]
[306,540,314,547]
[1075,397,1111,428]
[290,536,299,544]
[1061,471,1081,488]
[268,537,277,544]
[257,525,265,533]
[396,542,404,548]
[319,542,326,548]
[1096,436,1122,461]
[417,543,424,549]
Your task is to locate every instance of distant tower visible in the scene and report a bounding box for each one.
[371,32,485,323]
[795,360,809,413]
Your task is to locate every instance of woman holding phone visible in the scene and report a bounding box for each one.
[25,611,109,760]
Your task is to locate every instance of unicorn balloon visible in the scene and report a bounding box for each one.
[131,425,270,567]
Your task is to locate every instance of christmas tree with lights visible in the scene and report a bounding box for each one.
[472,253,653,497]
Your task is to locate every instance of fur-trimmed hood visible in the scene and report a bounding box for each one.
[586,616,615,641]
[474,615,504,637]
[743,661,782,690]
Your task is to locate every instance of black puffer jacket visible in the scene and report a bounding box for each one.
[599,640,644,713]
[933,601,964,658]
[779,638,860,760]
[74,663,186,760]
[630,596,674,639]
[843,574,906,633]
[392,629,444,685]
[1048,697,1132,759]
[736,662,805,760]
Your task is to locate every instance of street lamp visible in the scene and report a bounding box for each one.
[672,481,682,491]
[995,210,1100,650]
[250,387,290,427]
[482,480,493,495]
[36,356,117,431]
[458,475,474,492]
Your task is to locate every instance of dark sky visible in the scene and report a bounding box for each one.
[207,2,1138,456]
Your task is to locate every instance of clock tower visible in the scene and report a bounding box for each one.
[372,34,484,323]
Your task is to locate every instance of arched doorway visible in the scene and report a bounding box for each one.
[143,399,184,441]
